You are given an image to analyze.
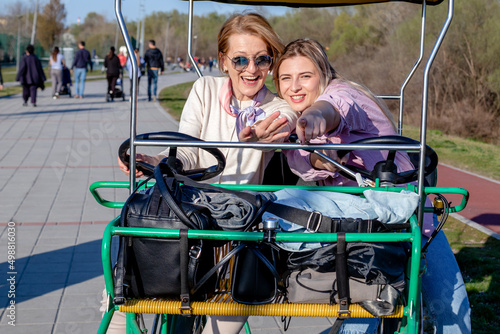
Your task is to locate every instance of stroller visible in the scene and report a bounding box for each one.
[106,69,126,102]
[58,67,72,98]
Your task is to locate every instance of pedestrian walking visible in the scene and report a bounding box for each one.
[104,46,121,102]
[208,56,214,72]
[15,44,46,107]
[49,46,65,99]
[71,41,93,98]
[144,40,164,102]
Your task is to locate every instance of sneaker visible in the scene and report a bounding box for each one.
[53,95,57,100]
[22,102,28,107]
[32,103,37,107]
[153,96,157,102]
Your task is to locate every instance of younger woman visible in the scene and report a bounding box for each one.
[49,46,65,99]
[272,38,471,334]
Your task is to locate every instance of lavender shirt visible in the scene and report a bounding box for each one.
[284,79,414,187]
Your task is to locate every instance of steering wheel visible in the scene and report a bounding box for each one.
[118,132,226,181]
[336,135,438,184]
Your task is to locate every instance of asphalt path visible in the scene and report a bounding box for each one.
[436,164,500,236]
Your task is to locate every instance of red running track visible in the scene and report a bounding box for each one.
[436,164,500,234]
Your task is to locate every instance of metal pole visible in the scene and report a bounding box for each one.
[136,20,140,49]
[187,0,202,77]
[114,0,138,193]
[114,23,119,50]
[163,16,171,61]
[30,0,39,45]
[16,16,22,72]
[139,18,145,56]
[417,0,454,229]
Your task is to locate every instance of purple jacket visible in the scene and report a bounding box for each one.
[16,54,46,87]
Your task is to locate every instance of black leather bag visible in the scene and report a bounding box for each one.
[231,242,282,305]
[113,163,219,305]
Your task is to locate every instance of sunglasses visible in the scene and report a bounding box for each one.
[226,55,273,71]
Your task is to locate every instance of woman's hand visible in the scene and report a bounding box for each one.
[295,101,341,144]
[310,150,350,173]
[295,110,327,144]
[117,153,164,177]
[239,111,290,143]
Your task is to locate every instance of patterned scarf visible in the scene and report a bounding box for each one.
[219,78,268,135]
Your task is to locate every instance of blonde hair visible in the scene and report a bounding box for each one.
[217,13,284,74]
[274,38,396,130]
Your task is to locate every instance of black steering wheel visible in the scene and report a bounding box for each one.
[336,135,438,184]
[118,132,226,181]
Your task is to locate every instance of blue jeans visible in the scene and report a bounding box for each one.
[147,69,159,100]
[74,68,87,96]
[421,229,471,333]
[336,217,472,334]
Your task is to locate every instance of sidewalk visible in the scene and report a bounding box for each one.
[0,73,337,333]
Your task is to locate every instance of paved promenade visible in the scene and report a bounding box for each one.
[0,72,338,333]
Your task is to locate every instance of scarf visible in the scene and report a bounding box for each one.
[218,78,268,134]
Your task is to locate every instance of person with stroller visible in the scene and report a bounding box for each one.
[49,46,65,99]
[104,46,122,102]
[262,38,471,334]
[16,44,46,107]
[109,13,299,333]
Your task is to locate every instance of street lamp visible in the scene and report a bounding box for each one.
[163,15,172,63]
[30,0,39,45]
[16,15,22,72]
[193,35,198,59]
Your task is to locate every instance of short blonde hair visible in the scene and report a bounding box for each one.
[217,13,284,74]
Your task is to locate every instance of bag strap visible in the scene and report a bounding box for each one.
[179,230,192,315]
[249,246,281,281]
[153,163,198,229]
[329,232,350,334]
[113,237,127,305]
[190,243,246,295]
[266,202,408,233]
[190,242,282,296]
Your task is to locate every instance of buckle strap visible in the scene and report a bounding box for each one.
[266,202,388,234]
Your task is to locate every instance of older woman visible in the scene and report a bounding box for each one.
[119,13,298,185]
[111,13,298,334]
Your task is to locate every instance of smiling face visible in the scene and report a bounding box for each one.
[221,34,270,101]
[278,56,322,113]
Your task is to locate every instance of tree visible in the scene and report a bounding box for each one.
[37,0,66,50]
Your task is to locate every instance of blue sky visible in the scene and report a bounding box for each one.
[6,0,291,25]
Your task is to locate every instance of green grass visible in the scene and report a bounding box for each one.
[443,216,500,333]
[158,80,500,333]
[403,127,500,181]
[1,66,18,83]
[158,81,194,121]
